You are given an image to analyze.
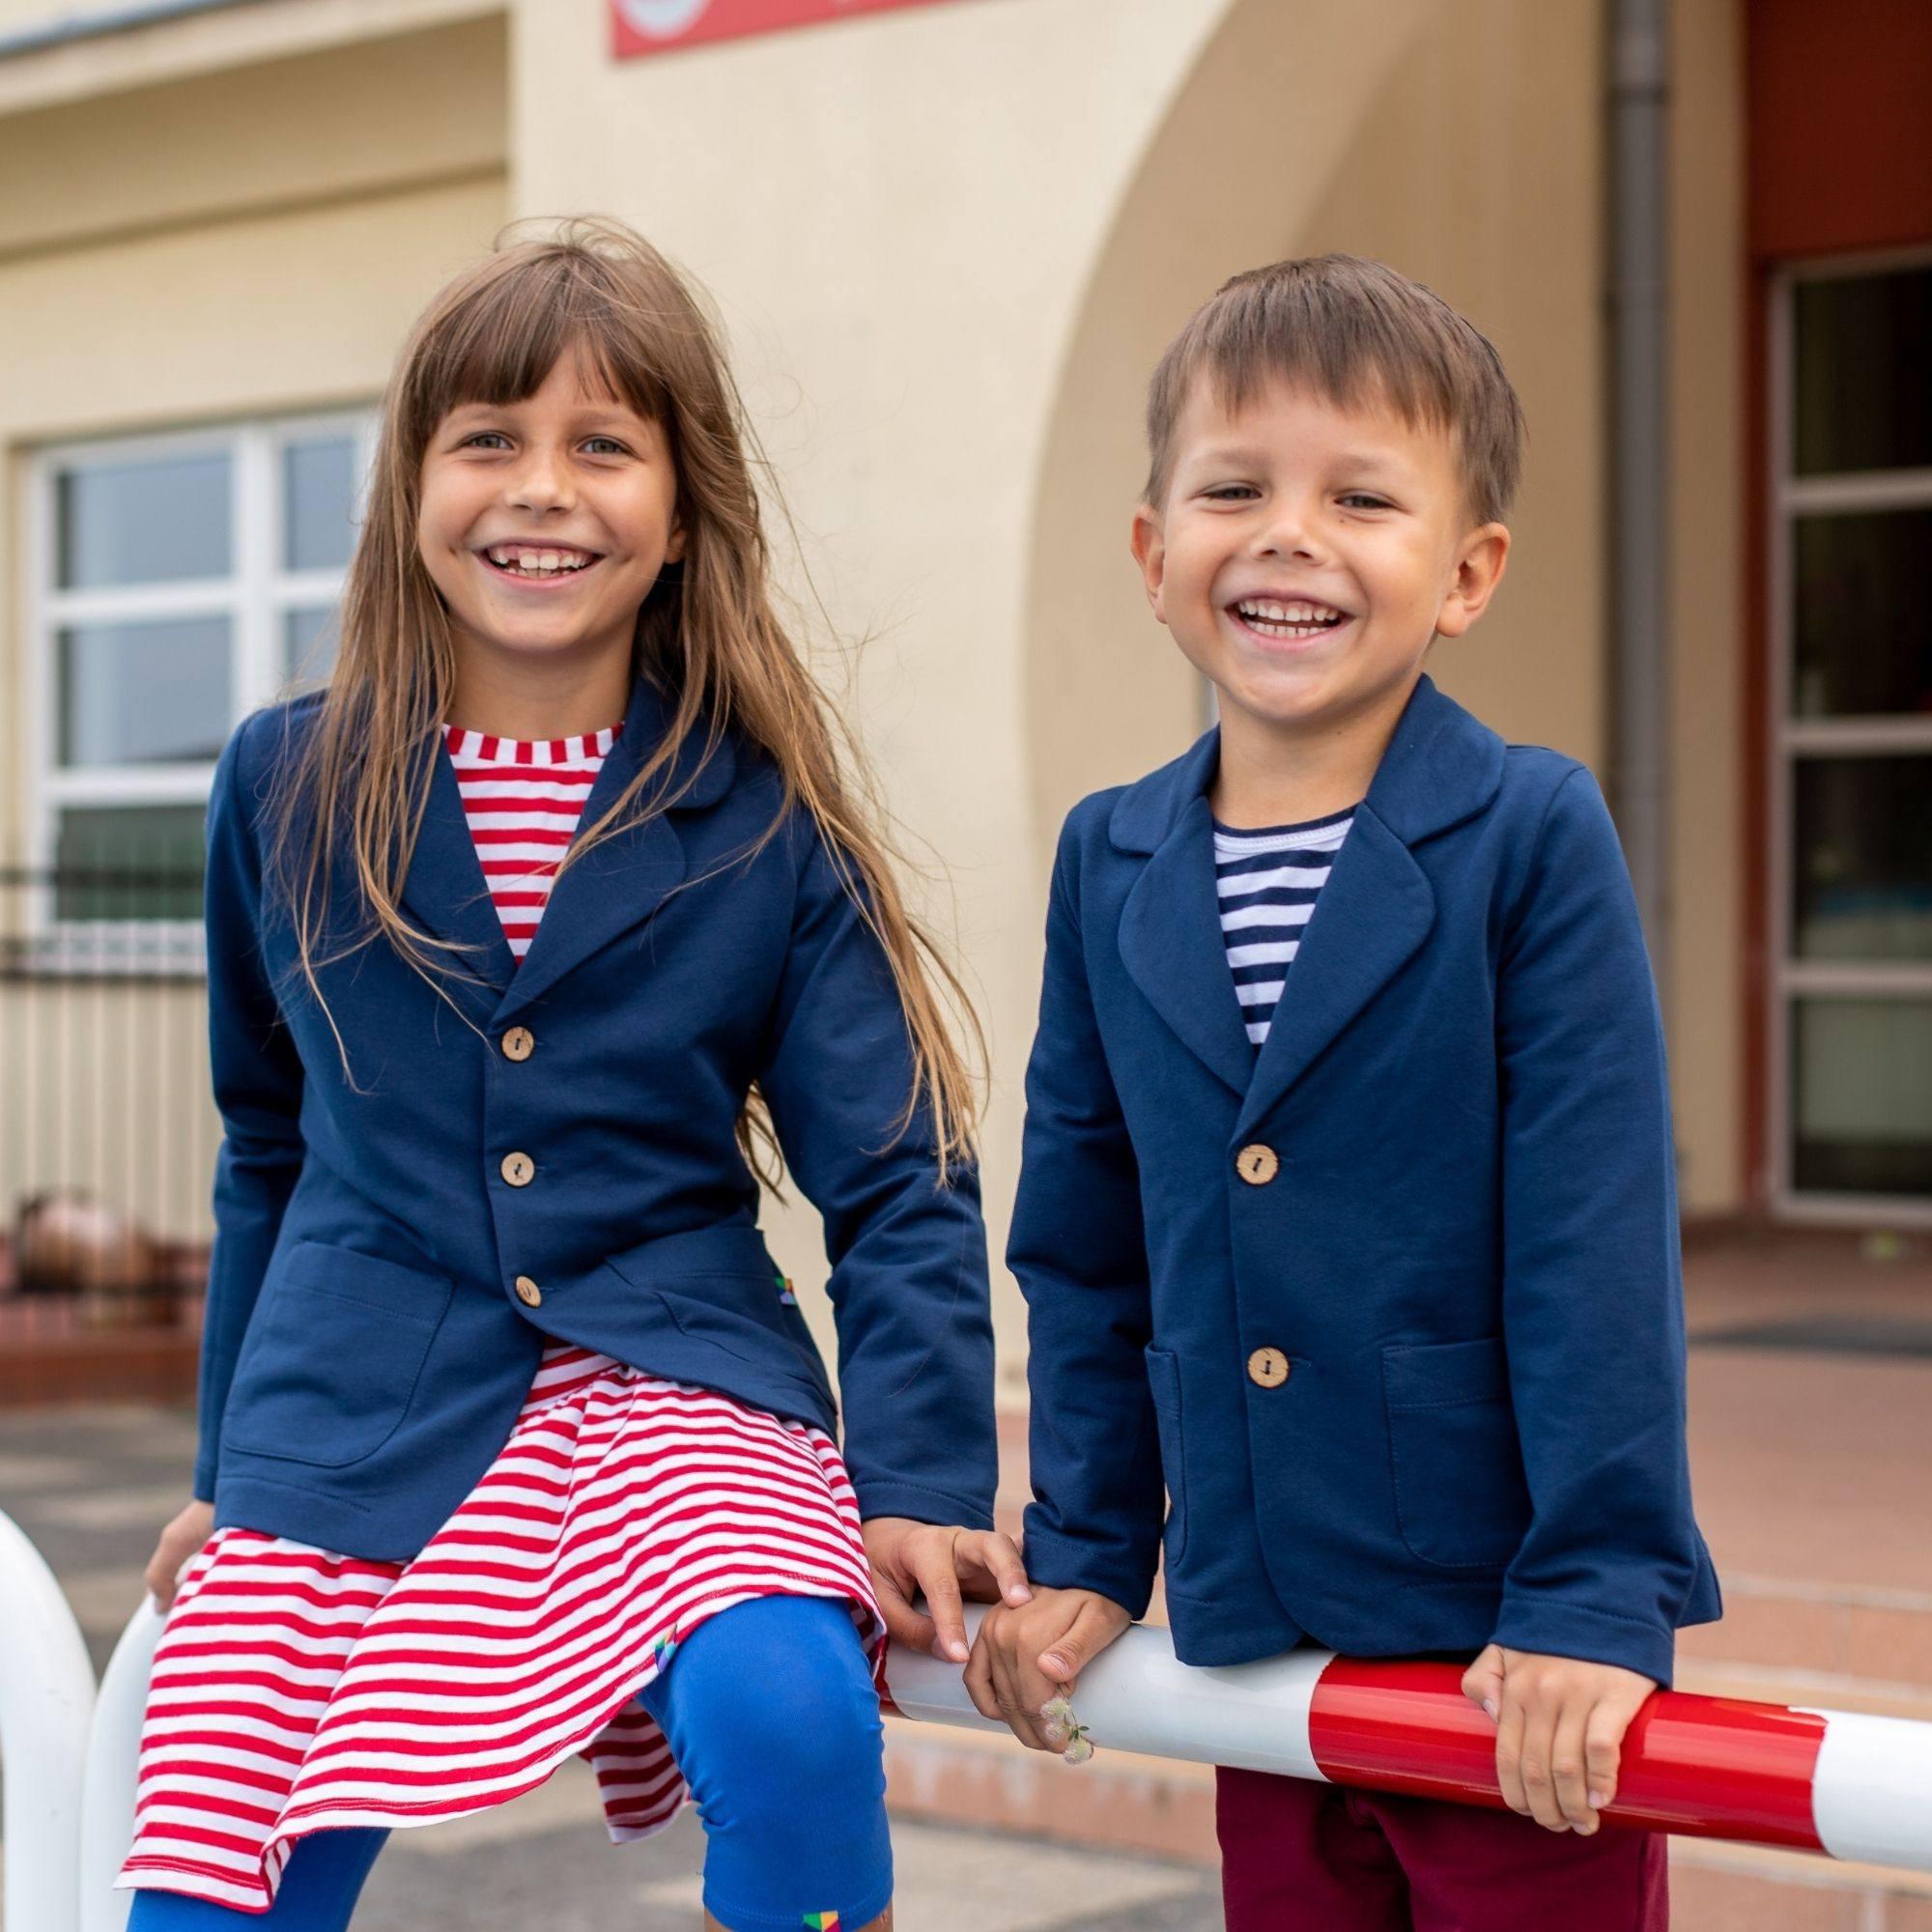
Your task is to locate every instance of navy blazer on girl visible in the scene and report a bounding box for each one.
[1010,675,1719,1687]
[197,672,996,1561]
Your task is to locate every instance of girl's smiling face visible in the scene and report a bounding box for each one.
[416,345,683,674]
[1132,376,1507,744]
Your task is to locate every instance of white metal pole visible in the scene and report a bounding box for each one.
[78,1600,160,1932]
[0,1508,98,1932]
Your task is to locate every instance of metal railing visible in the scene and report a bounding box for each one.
[0,863,213,1350]
[3,1513,1929,1928]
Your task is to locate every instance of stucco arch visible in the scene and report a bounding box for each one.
[1019,0,1605,878]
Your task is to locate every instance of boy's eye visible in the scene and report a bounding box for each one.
[1339,492,1393,510]
[1203,484,1260,501]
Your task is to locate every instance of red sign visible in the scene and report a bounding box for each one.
[611,0,966,60]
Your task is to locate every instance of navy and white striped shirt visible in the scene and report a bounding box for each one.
[1212,805,1356,1047]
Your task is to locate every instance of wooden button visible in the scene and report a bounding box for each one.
[500,1151,534,1187]
[501,1027,534,1062]
[514,1275,543,1308]
[1247,1347,1291,1388]
[1236,1144,1280,1186]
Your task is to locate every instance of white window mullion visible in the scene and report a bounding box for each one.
[235,424,278,716]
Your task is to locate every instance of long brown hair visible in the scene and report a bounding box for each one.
[267,217,982,1177]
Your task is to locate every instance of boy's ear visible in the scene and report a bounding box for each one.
[1435,523,1511,639]
[1129,504,1169,625]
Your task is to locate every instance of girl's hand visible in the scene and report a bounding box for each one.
[1463,1643,1657,1833]
[144,1499,215,1614]
[862,1517,1031,1664]
[965,1585,1132,1749]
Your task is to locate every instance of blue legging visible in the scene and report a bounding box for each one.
[126,1591,892,1932]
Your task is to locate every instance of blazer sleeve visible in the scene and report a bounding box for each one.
[1490,765,1708,1685]
[1007,816,1166,1619]
[754,820,997,1531]
[193,722,306,1501]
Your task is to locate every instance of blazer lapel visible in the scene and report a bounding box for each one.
[1231,674,1507,1134]
[1113,733,1255,1100]
[490,675,732,1022]
[396,739,518,1009]
[1233,807,1435,1136]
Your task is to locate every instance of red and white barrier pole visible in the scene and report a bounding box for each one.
[887,1610,1932,1873]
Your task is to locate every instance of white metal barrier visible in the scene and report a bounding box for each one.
[5,1510,1931,1929]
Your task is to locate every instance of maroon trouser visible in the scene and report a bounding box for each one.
[1217,1768,1669,1931]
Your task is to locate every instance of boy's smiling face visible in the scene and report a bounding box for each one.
[1132,375,1509,766]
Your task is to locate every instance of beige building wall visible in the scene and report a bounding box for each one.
[0,14,510,1235]
[0,0,1751,1321]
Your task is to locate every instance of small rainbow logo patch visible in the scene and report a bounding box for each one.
[776,1272,799,1307]
[803,1914,841,1931]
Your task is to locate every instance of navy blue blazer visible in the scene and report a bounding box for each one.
[1010,675,1719,1686]
[196,671,996,1561]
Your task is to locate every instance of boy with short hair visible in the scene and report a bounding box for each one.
[970,256,1719,1928]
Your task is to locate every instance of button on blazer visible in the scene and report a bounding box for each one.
[1009,675,1719,1685]
[199,672,996,1561]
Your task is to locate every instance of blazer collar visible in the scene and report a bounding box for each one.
[1107,673,1506,858]
[398,671,738,1024]
[1109,674,1503,1117]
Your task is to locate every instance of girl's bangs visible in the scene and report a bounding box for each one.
[416,261,672,434]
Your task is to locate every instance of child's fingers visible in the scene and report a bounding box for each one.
[987,1629,1054,1750]
[867,1562,935,1658]
[961,1530,1032,1606]
[1516,1699,1570,1833]
[1584,1688,1644,1813]
[1551,1701,1597,1833]
[1462,1642,1505,1719]
[1037,1596,1122,1685]
[1493,1691,1530,1818]
[907,1534,971,1663]
[962,1618,1006,1724]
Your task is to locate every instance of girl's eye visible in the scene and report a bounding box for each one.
[582,437,629,456]
[460,431,510,450]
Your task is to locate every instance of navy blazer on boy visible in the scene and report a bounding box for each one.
[1010,675,1719,1687]
[197,672,996,1561]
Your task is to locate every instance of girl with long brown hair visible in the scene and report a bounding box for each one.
[121,217,1024,1932]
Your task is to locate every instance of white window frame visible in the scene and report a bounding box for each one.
[21,408,378,977]
[1766,243,1932,1226]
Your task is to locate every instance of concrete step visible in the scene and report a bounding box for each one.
[1679,1573,1932,1693]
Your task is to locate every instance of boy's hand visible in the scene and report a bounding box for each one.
[1463,1643,1656,1833]
[144,1498,215,1614]
[863,1517,1031,1663]
[965,1585,1132,1749]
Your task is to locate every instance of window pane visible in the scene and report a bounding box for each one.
[59,615,232,767]
[284,436,358,571]
[1792,999,1932,1198]
[56,451,230,588]
[54,804,206,923]
[1792,508,1932,718]
[284,602,341,682]
[1792,755,1932,961]
[1793,266,1932,477]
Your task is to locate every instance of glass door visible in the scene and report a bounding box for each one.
[1770,252,1932,1220]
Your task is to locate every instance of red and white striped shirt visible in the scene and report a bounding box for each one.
[443,721,621,961]
[119,726,885,1913]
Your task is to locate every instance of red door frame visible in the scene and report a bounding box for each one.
[1740,0,1932,1212]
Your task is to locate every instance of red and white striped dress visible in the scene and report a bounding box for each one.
[119,723,886,1914]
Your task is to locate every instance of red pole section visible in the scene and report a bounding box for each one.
[888,1615,1932,1873]
[1308,1660,1827,1850]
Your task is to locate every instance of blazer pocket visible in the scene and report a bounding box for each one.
[1381,1336,1532,1571]
[650,1271,833,1400]
[221,1242,454,1468]
[1144,1344,1189,1567]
